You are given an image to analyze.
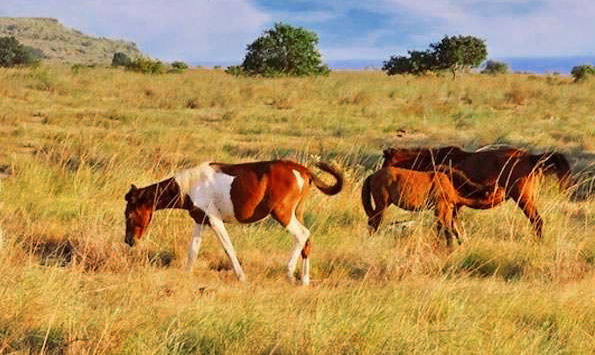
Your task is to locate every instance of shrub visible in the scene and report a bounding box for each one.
[125,57,165,74]
[481,60,509,75]
[171,61,189,70]
[231,22,330,77]
[111,52,131,67]
[571,64,595,82]
[0,36,43,67]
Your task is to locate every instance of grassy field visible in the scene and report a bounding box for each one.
[1,65,595,353]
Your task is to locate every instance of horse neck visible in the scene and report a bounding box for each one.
[147,177,188,211]
[533,152,573,189]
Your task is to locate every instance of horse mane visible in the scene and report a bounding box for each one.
[174,162,213,202]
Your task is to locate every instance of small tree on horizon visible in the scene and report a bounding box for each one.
[382,35,487,79]
[228,22,329,77]
[0,36,43,67]
[431,35,487,79]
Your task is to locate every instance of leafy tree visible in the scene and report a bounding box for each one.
[571,64,595,82]
[382,35,487,79]
[431,35,487,78]
[0,36,42,67]
[171,61,189,70]
[481,60,509,75]
[111,52,131,67]
[230,22,329,77]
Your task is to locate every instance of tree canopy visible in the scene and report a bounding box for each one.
[227,23,329,77]
[383,35,487,78]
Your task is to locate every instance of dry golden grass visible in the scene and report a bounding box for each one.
[1,65,595,353]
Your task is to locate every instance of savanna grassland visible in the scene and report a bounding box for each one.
[1,65,595,353]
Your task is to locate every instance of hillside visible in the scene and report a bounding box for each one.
[0,17,144,64]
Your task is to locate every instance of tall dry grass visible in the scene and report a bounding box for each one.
[0,65,594,353]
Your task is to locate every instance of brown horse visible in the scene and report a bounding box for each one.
[362,166,502,247]
[382,146,575,239]
[124,160,343,285]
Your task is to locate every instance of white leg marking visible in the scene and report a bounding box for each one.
[292,169,305,191]
[208,216,247,282]
[186,223,204,272]
[286,213,311,285]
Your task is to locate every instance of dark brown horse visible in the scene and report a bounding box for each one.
[382,146,575,239]
[362,166,502,247]
[124,160,343,285]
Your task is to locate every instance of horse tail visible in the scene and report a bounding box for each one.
[361,174,375,218]
[532,152,574,190]
[310,162,343,196]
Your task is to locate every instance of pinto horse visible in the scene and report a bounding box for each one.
[361,166,502,247]
[382,146,575,239]
[124,160,343,285]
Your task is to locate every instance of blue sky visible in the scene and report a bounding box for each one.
[1,0,594,64]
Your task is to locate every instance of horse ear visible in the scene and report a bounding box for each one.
[125,185,139,203]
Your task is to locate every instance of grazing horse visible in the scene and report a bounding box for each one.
[361,166,502,247]
[124,160,343,285]
[382,146,575,239]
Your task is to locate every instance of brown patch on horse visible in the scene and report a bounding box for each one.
[382,146,575,240]
[362,166,503,247]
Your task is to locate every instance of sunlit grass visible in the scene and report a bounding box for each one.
[1,65,594,352]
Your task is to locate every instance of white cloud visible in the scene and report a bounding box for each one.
[0,0,271,62]
[380,0,595,57]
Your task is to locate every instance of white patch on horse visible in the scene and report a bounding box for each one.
[175,163,237,222]
[292,169,305,191]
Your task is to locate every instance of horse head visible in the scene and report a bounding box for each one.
[124,184,155,247]
[382,148,413,167]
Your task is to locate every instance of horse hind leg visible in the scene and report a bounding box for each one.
[273,208,311,286]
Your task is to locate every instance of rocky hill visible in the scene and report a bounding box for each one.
[0,17,144,64]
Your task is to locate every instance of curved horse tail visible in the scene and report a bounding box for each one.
[360,174,375,218]
[532,152,574,190]
[309,162,344,195]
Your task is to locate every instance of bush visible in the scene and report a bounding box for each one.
[571,64,595,82]
[481,60,509,75]
[171,61,189,70]
[231,22,329,77]
[111,52,131,67]
[125,57,165,74]
[0,36,43,67]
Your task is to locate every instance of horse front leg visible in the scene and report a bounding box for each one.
[510,186,543,240]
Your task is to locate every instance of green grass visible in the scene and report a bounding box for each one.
[1,65,595,353]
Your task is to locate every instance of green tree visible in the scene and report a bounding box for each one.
[481,60,509,75]
[383,35,487,78]
[231,22,329,77]
[571,64,595,82]
[431,35,487,78]
[111,52,131,67]
[0,36,42,67]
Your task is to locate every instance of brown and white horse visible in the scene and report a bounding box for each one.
[124,160,343,285]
